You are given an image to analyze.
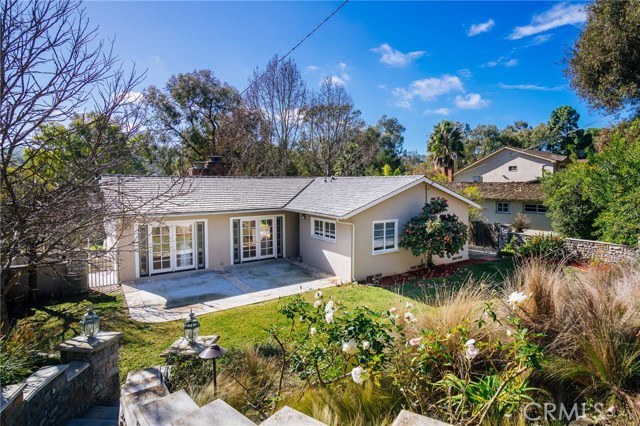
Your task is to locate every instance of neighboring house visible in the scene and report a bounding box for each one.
[454,147,569,183]
[100,175,480,284]
[449,147,569,231]
[444,182,550,231]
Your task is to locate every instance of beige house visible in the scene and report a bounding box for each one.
[100,175,479,284]
[444,181,551,231]
[454,147,569,183]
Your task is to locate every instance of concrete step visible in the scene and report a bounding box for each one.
[120,384,169,426]
[126,367,164,385]
[259,406,328,426]
[65,419,117,426]
[122,376,163,397]
[391,410,453,426]
[134,389,199,426]
[170,399,256,426]
[83,405,119,420]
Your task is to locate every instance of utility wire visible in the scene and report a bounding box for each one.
[240,0,350,97]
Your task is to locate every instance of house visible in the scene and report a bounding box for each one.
[448,147,569,231]
[443,181,549,230]
[454,147,569,183]
[100,175,480,284]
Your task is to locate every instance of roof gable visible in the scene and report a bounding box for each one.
[454,147,568,177]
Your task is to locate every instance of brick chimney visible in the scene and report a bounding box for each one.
[188,156,227,176]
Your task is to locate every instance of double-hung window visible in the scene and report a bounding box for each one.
[311,218,336,242]
[373,220,398,254]
[496,201,510,214]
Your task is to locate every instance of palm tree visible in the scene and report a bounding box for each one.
[427,120,465,180]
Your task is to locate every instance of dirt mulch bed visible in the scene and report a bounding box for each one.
[375,258,494,287]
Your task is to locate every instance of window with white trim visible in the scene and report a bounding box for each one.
[496,201,510,213]
[311,218,336,242]
[373,220,398,254]
[523,204,547,213]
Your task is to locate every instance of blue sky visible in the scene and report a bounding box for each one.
[84,1,606,154]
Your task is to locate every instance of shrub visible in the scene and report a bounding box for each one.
[0,325,35,386]
[511,212,531,232]
[399,197,468,268]
[517,235,565,261]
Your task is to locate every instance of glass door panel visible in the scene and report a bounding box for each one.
[259,219,274,257]
[241,220,258,261]
[151,225,171,273]
[174,224,194,269]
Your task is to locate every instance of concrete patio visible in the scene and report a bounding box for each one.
[121,259,339,323]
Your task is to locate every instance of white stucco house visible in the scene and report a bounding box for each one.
[450,147,570,231]
[100,175,480,284]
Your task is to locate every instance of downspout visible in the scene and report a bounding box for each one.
[336,219,355,282]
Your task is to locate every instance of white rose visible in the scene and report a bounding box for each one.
[310,327,317,335]
[314,300,322,308]
[389,307,397,314]
[342,339,358,355]
[404,302,414,310]
[314,290,323,299]
[404,312,417,322]
[507,291,528,307]
[466,345,480,360]
[325,310,334,324]
[351,366,366,384]
[325,300,335,313]
[362,341,370,350]
[465,339,476,347]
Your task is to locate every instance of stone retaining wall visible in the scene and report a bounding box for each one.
[0,332,122,426]
[498,226,640,263]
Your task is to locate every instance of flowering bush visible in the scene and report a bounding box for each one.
[398,197,468,268]
[270,290,544,425]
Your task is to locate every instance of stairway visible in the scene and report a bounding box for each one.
[119,367,453,426]
[65,401,120,426]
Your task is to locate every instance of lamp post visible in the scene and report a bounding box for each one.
[199,336,227,398]
[183,309,200,345]
[80,308,100,338]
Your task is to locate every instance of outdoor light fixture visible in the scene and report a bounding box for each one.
[80,308,100,338]
[183,309,200,344]
[199,336,227,398]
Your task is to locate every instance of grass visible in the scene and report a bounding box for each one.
[7,284,423,382]
[391,258,516,301]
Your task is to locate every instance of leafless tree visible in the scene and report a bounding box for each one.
[0,0,169,326]
[299,78,364,176]
[245,56,307,176]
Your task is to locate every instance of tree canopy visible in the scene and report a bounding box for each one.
[565,0,640,113]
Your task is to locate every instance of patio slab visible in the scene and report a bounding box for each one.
[122,259,339,323]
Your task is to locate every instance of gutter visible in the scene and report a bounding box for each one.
[336,219,355,282]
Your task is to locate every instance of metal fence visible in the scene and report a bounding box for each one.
[87,250,119,288]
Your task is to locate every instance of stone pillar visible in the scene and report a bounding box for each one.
[55,331,123,403]
[497,224,511,250]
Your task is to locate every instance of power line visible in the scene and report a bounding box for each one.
[240,0,350,97]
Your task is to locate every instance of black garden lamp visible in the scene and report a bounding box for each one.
[183,309,200,344]
[199,336,227,398]
[80,308,100,338]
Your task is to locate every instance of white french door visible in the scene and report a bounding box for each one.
[240,217,276,262]
[149,222,196,274]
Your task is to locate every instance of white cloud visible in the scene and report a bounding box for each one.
[498,83,565,91]
[338,62,348,70]
[468,19,495,36]
[329,75,347,86]
[457,68,473,79]
[424,108,452,116]
[123,91,143,104]
[526,34,553,47]
[305,65,319,72]
[481,56,518,68]
[509,3,586,40]
[371,43,426,67]
[391,75,464,108]
[377,84,388,90]
[455,93,489,109]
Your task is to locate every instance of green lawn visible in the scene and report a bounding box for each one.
[11,284,419,382]
[388,258,516,301]
[9,259,515,382]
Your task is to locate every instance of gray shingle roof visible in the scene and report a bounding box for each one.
[101,174,467,218]
[100,176,314,215]
[285,175,425,218]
